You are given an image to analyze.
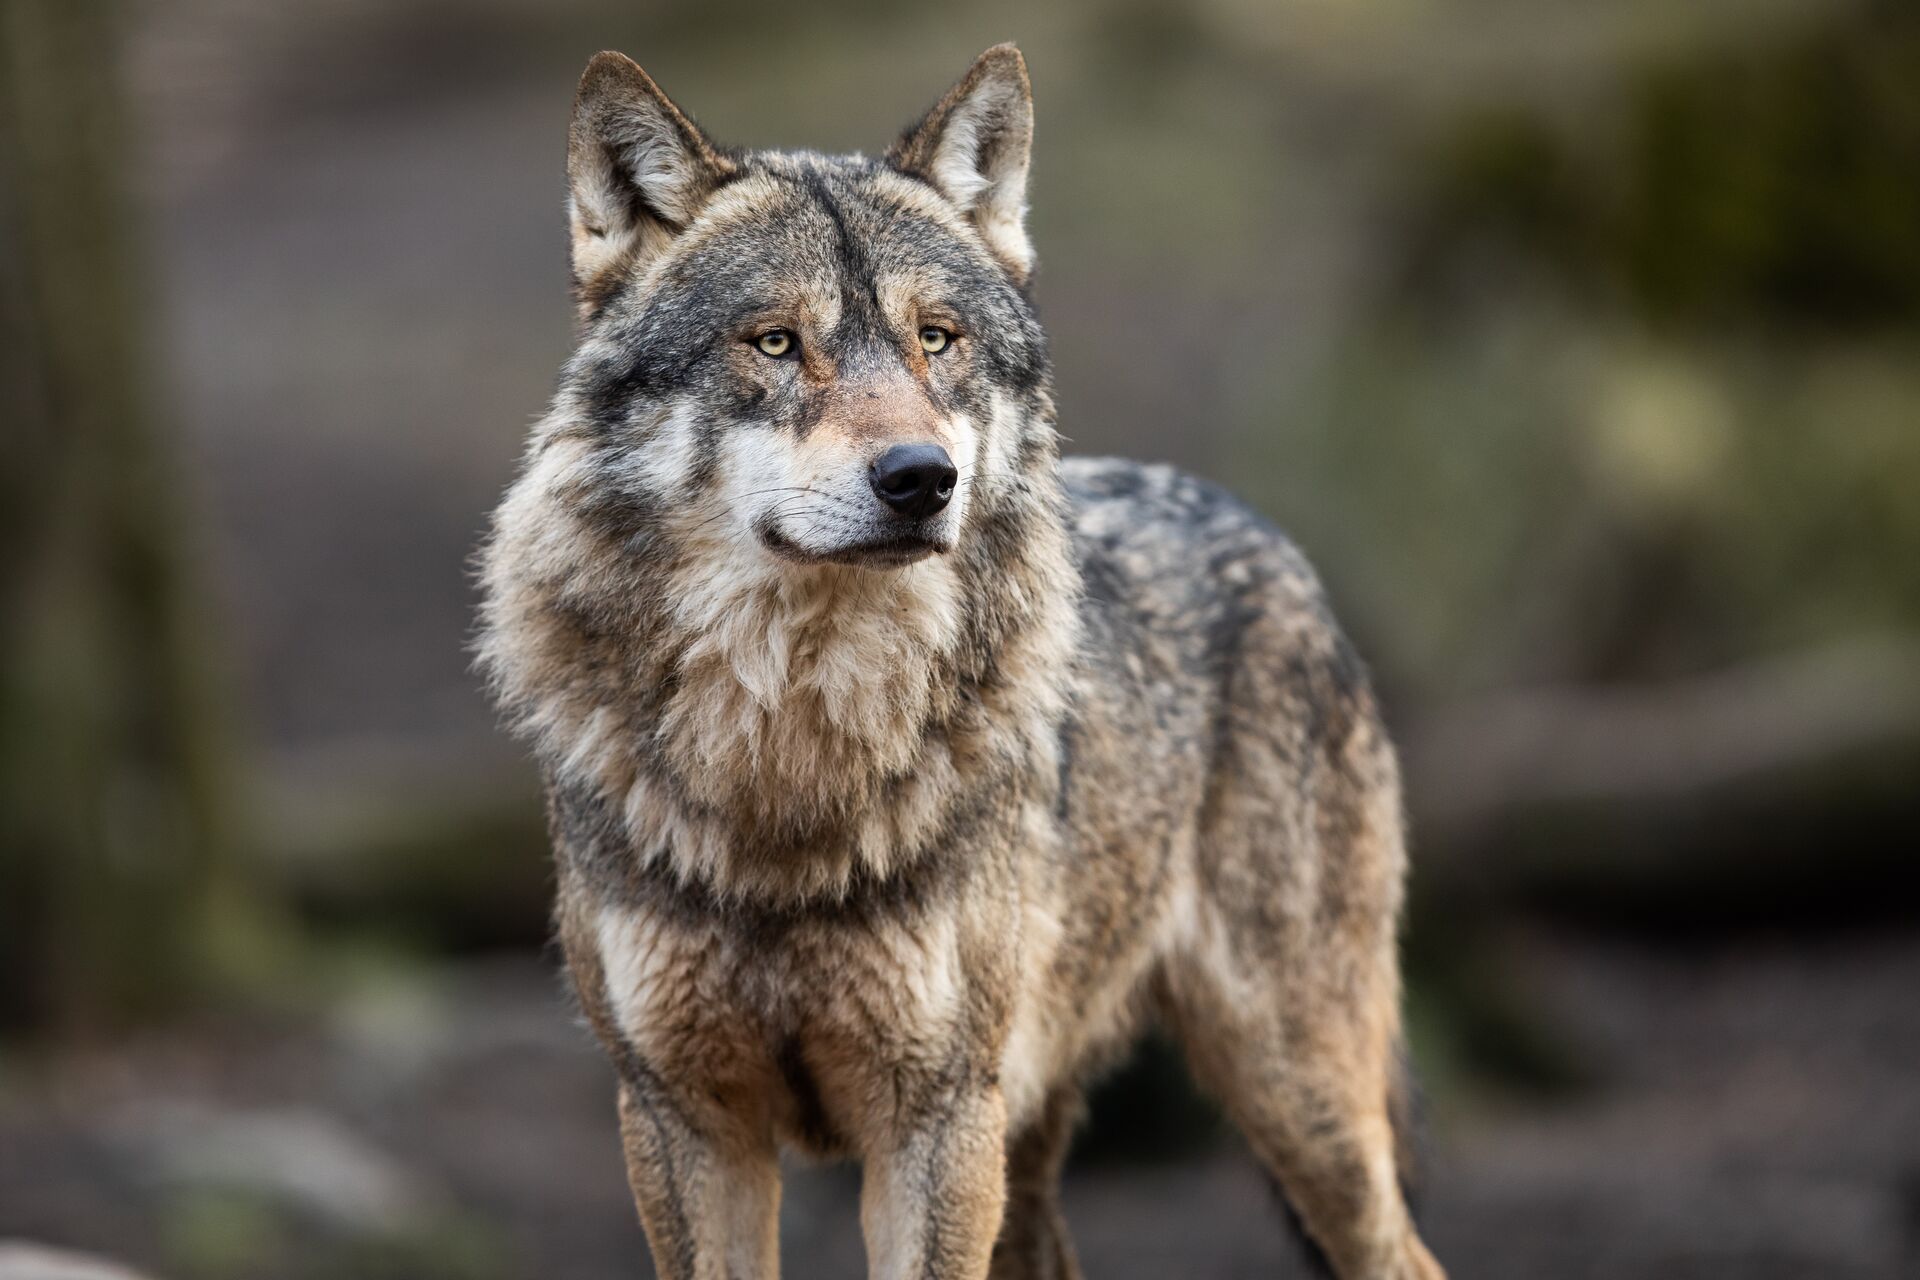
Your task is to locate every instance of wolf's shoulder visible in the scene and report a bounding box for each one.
[1057,457,1374,739]
[1060,456,1285,540]
[1057,456,1363,687]
[1059,456,1323,606]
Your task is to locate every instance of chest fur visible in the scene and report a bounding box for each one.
[589,898,998,1154]
[650,551,970,818]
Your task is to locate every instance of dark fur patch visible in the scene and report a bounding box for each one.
[775,1035,841,1154]
[548,773,1002,935]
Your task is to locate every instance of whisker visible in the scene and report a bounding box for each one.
[682,484,866,535]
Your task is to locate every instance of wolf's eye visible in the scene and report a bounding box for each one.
[754,330,796,358]
[919,326,953,355]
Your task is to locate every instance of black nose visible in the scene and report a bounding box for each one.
[869,443,958,518]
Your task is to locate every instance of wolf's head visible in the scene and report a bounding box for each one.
[559,44,1047,569]
[481,47,1076,890]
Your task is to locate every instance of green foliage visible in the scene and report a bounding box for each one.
[1238,320,1920,694]
[1227,0,1920,699]
[1397,0,1920,328]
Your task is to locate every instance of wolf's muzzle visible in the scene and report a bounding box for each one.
[869,444,958,519]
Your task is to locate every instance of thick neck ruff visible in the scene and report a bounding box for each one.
[481,433,1078,904]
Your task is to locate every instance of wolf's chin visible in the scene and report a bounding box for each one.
[759,523,951,569]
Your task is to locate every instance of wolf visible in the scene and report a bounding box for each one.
[478,43,1444,1280]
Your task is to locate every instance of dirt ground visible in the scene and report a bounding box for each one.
[5,930,1915,1279]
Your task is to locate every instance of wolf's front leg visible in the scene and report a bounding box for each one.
[860,1082,1009,1280]
[616,1076,781,1280]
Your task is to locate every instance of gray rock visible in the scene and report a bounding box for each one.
[0,1243,155,1280]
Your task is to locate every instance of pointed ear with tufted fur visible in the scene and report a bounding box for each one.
[889,44,1036,283]
[566,51,734,312]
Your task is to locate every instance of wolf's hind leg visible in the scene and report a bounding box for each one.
[1163,603,1444,1278]
[1164,728,1442,1279]
[1165,961,1441,1280]
[989,1086,1084,1280]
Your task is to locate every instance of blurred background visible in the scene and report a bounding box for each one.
[3,0,1917,1275]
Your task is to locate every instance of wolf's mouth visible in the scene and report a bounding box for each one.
[760,524,947,568]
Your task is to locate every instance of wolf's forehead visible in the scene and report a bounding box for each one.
[683,160,979,305]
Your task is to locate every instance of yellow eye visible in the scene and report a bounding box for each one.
[755,330,795,358]
[919,326,951,355]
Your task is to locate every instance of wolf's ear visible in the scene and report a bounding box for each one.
[889,44,1035,283]
[567,52,733,307]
